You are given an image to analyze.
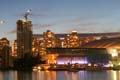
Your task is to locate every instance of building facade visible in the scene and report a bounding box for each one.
[14,30,116,57]
[46,48,111,66]
[12,29,120,66]
[0,38,10,69]
[17,19,32,58]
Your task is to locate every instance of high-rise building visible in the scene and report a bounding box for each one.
[43,30,58,48]
[17,19,32,58]
[0,38,10,69]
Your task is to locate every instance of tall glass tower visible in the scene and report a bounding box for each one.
[16,19,32,58]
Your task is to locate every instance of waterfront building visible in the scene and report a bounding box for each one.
[81,37,120,66]
[0,38,9,46]
[32,37,41,56]
[62,31,80,48]
[12,29,120,66]
[16,19,32,58]
[43,30,61,48]
[13,30,92,56]
[46,48,110,66]
[33,30,120,48]
[32,30,97,49]
[46,48,86,64]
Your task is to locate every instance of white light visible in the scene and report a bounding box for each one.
[27,9,32,13]
[21,19,27,22]
[37,66,41,70]
[0,20,5,24]
[118,62,120,65]
[72,30,77,33]
[88,63,91,66]
[107,48,118,57]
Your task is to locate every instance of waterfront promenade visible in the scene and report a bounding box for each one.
[33,64,116,71]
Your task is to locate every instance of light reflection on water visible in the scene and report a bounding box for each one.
[109,70,120,80]
[0,70,120,80]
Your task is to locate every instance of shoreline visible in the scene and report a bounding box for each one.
[0,65,119,71]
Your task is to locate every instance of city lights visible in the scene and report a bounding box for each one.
[0,18,120,71]
[1,1,120,80]
[107,48,118,57]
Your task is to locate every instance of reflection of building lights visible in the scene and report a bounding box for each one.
[72,72,78,80]
[113,71,117,80]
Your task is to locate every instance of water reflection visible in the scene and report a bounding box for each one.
[32,70,56,80]
[79,71,86,80]
[0,71,18,80]
[65,71,78,80]
[72,72,78,80]
[109,70,120,80]
[0,70,120,80]
[1,71,9,80]
[17,71,32,80]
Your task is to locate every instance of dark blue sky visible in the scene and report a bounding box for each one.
[0,0,120,41]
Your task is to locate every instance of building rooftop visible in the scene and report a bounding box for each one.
[81,37,120,49]
[33,32,120,38]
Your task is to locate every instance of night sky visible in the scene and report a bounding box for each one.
[0,0,120,41]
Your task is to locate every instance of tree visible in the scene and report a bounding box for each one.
[13,52,46,70]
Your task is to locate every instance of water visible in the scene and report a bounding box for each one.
[0,70,120,80]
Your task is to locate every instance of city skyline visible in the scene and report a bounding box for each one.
[0,0,120,41]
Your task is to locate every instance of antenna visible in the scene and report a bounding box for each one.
[24,9,32,20]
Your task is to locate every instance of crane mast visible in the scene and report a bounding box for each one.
[24,9,32,20]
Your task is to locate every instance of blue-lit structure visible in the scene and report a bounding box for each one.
[86,48,111,64]
[46,48,111,65]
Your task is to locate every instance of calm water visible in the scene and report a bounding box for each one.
[0,70,120,80]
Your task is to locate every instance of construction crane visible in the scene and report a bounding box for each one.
[7,9,52,34]
[24,9,32,20]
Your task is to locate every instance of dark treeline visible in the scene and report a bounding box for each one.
[13,53,46,70]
